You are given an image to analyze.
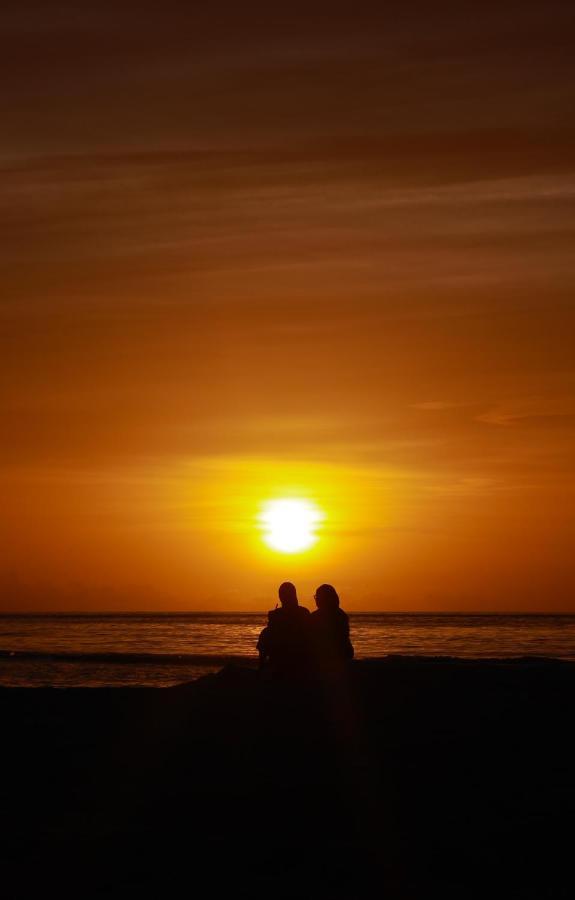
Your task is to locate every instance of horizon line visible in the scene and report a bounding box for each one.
[1,609,574,617]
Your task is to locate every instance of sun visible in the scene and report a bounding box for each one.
[259,498,323,553]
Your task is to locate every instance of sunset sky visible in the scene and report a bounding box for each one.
[1,1,574,611]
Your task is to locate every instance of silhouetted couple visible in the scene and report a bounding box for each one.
[257,582,353,675]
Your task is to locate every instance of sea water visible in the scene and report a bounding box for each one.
[0,612,574,687]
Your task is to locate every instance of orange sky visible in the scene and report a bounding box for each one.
[1,2,574,611]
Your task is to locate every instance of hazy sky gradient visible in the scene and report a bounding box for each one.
[2,2,574,610]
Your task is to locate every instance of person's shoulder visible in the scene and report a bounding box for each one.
[297,606,311,616]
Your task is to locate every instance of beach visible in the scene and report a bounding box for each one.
[2,656,573,898]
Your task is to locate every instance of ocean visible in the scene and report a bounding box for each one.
[1,612,574,687]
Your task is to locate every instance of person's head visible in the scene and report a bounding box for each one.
[314,584,340,612]
[278,581,298,609]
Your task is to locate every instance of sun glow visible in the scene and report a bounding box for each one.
[260,498,323,553]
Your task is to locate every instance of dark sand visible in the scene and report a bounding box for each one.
[1,657,574,898]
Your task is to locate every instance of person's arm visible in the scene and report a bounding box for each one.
[257,627,270,669]
[341,611,354,658]
[341,610,350,636]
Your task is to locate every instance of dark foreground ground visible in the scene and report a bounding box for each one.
[1,657,574,899]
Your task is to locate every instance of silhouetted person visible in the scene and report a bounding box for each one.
[257,582,311,673]
[310,584,354,667]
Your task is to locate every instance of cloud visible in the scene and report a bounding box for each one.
[411,401,463,412]
[477,410,575,428]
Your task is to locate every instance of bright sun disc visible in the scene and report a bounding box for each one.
[260,498,323,553]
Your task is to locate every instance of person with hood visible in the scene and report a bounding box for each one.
[309,583,354,666]
[257,582,310,673]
